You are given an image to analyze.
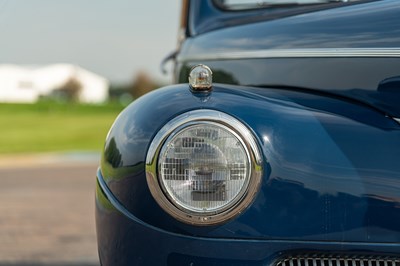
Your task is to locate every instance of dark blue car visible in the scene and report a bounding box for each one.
[95,0,400,265]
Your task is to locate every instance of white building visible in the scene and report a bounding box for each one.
[0,64,109,103]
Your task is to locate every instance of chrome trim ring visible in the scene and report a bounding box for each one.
[146,109,262,226]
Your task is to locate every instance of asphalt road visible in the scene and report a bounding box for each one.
[0,157,99,265]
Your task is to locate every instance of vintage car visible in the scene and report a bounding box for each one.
[95,0,400,265]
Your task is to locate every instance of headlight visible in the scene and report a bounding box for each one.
[146,110,262,225]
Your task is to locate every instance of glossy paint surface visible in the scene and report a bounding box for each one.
[96,0,400,264]
[177,58,400,117]
[177,0,400,118]
[187,0,382,37]
[97,84,400,264]
[99,84,400,240]
[96,174,400,265]
[184,0,400,51]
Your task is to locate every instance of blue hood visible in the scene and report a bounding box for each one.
[178,0,400,117]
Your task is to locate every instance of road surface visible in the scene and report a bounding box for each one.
[0,154,99,265]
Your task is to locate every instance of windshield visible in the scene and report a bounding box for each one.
[216,0,363,10]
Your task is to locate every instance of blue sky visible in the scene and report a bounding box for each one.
[0,0,181,84]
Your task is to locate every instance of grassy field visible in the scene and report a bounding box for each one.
[0,101,126,154]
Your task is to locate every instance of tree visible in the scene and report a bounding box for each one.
[129,71,160,99]
[56,78,82,102]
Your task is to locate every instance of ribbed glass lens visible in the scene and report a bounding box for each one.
[159,123,250,214]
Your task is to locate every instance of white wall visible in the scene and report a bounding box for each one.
[0,65,40,103]
[0,64,109,103]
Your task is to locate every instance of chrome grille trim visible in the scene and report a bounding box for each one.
[276,255,400,266]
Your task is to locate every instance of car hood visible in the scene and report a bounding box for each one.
[178,0,400,118]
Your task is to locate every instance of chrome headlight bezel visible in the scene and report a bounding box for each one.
[145,109,262,226]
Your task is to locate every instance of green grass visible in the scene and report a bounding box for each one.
[0,101,126,154]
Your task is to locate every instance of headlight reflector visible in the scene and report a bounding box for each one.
[146,110,262,225]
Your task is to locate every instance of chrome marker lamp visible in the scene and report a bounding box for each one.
[188,64,213,92]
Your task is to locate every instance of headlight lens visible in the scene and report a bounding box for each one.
[159,123,250,214]
[146,110,262,225]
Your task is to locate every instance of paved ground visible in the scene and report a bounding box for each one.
[0,154,99,265]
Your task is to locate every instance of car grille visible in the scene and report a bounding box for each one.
[276,255,400,266]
